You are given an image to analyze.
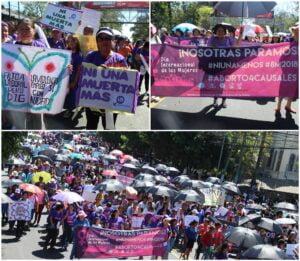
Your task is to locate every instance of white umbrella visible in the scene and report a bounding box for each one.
[275,218,297,225]
[1,193,14,203]
[52,191,85,204]
[112,29,122,36]
[94,180,125,192]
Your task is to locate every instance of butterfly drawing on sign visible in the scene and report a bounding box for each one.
[2,44,70,113]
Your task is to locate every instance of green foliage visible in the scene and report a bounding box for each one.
[130,14,149,42]
[100,10,125,32]
[195,6,214,29]
[2,132,27,162]
[22,2,47,18]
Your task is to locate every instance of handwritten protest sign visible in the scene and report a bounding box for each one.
[152,42,298,97]
[74,226,168,258]
[77,63,139,113]
[2,44,71,114]
[82,190,97,202]
[76,7,101,35]
[41,3,83,33]
[77,35,98,56]
[8,201,33,221]
[131,216,144,229]
[184,215,199,226]
[199,188,226,206]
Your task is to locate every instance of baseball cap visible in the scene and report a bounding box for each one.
[96,27,114,38]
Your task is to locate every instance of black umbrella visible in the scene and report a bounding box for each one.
[224,227,263,249]
[146,185,178,198]
[274,202,297,211]
[94,180,125,192]
[103,154,118,162]
[206,177,221,184]
[166,167,180,174]
[174,189,205,203]
[237,183,251,193]
[2,179,23,188]
[214,2,277,18]
[135,173,155,182]
[222,183,241,195]
[6,158,26,165]
[154,175,169,184]
[242,244,286,260]
[55,154,69,162]
[257,218,283,234]
[236,214,261,226]
[131,180,155,188]
[32,155,53,164]
[141,165,158,175]
[172,175,190,184]
[245,203,265,211]
[155,164,168,172]
[38,148,58,159]
[181,180,210,190]
[122,163,138,170]
[213,23,236,33]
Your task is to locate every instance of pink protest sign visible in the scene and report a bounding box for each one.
[74,226,168,258]
[151,42,298,97]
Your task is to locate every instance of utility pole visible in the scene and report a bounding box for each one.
[251,132,267,187]
[8,2,11,18]
[18,2,20,19]
[234,132,247,183]
[217,133,226,170]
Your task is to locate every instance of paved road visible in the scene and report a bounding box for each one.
[151,97,299,130]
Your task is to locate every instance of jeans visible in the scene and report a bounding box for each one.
[62,223,73,248]
[16,220,26,238]
[45,227,59,248]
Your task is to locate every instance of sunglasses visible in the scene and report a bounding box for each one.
[98,36,113,41]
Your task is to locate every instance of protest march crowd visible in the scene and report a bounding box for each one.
[2,132,299,259]
[2,3,149,130]
[150,20,298,110]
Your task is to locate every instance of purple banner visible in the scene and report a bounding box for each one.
[151,42,298,97]
[74,226,168,258]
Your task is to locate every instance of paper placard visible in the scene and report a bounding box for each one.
[82,190,97,202]
[76,7,101,35]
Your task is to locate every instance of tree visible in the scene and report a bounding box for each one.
[130,14,149,42]
[100,10,125,32]
[195,6,214,29]
[2,132,27,162]
[23,2,47,18]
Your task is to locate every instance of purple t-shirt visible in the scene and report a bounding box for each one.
[84,51,128,68]
[15,39,47,48]
[47,38,65,49]
[207,36,236,47]
[108,216,124,230]
[70,52,83,82]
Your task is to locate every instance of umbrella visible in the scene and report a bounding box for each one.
[206,177,221,184]
[125,186,138,199]
[6,158,26,165]
[154,175,169,184]
[236,24,265,34]
[123,163,138,170]
[146,185,178,198]
[135,173,155,182]
[120,155,134,163]
[275,218,297,225]
[55,154,69,162]
[172,23,198,33]
[19,183,42,194]
[38,148,58,158]
[155,164,168,172]
[102,169,118,177]
[166,167,180,174]
[224,227,263,249]
[1,193,14,203]
[103,154,118,162]
[236,214,261,226]
[64,144,74,151]
[274,202,297,211]
[214,2,277,18]
[57,149,72,155]
[237,183,251,193]
[222,183,241,195]
[131,180,155,188]
[31,171,51,184]
[141,165,158,175]
[181,180,210,189]
[172,175,190,184]
[70,153,83,160]
[242,244,286,260]
[174,189,205,203]
[245,203,265,211]
[213,23,236,33]
[110,149,124,157]
[32,155,53,164]
[52,191,85,204]
[2,179,23,188]
[94,180,125,192]
[257,218,283,234]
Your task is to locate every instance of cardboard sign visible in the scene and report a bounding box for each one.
[184,215,199,226]
[82,190,97,202]
[41,3,83,33]
[151,42,298,98]
[74,226,168,258]
[77,63,139,113]
[77,35,98,56]
[2,44,71,114]
[200,188,226,206]
[76,7,101,35]
[8,201,33,221]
